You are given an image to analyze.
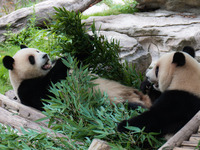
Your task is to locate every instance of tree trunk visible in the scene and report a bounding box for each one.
[0,94,84,146]
[0,0,101,42]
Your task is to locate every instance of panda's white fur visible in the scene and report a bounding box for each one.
[146,51,200,95]
[3,47,151,110]
[140,46,196,103]
[9,48,52,94]
[118,48,200,139]
[93,78,151,107]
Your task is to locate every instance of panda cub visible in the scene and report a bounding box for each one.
[118,47,200,137]
[3,45,152,111]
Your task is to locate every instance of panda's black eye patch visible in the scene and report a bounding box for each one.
[29,55,35,65]
[155,66,159,77]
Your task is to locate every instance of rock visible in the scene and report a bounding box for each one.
[136,0,200,13]
[0,0,99,42]
[84,10,200,65]
[92,31,152,73]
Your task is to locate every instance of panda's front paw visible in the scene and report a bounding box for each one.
[140,79,152,94]
[117,120,130,133]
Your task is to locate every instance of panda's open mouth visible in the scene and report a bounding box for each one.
[147,79,160,91]
[42,59,52,70]
[153,83,159,91]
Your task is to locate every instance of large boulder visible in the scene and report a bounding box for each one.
[136,0,200,13]
[84,10,200,65]
[89,30,152,73]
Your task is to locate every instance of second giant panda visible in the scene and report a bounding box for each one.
[3,46,151,111]
[117,47,200,138]
[140,46,196,103]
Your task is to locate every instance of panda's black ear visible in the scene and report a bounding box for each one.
[172,52,185,67]
[20,45,28,49]
[182,46,195,58]
[3,56,14,70]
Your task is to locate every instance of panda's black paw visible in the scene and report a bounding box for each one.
[127,102,146,110]
[140,79,152,94]
[117,120,130,133]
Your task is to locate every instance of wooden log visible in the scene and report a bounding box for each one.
[0,95,84,145]
[173,147,194,150]
[0,0,102,42]
[159,110,200,150]
[189,134,200,142]
[0,106,50,132]
[181,147,197,150]
[181,141,198,147]
[88,139,110,150]
[0,93,48,127]
[0,106,84,145]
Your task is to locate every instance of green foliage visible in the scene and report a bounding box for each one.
[3,13,62,56]
[0,5,165,149]
[50,7,143,88]
[114,0,138,14]
[82,0,138,19]
[17,0,40,9]
[101,0,114,7]
[0,15,58,93]
[0,44,20,93]
[196,141,200,150]
[0,124,76,149]
[42,54,164,149]
[0,0,40,16]
[4,14,38,46]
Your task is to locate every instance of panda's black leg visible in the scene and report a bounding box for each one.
[117,119,129,132]
[117,109,160,134]
[126,102,147,110]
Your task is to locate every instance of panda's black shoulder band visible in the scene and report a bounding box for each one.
[172,52,185,66]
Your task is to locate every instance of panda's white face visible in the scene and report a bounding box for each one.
[12,48,52,80]
[146,53,175,92]
[146,51,200,95]
[3,47,53,97]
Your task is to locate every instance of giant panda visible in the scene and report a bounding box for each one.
[3,45,152,111]
[117,47,200,138]
[140,46,196,103]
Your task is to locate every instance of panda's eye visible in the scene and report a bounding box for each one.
[29,55,35,65]
[155,66,159,77]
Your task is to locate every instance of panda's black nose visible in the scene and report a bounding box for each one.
[42,54,48,59]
